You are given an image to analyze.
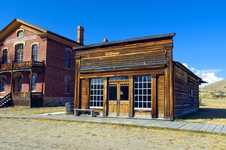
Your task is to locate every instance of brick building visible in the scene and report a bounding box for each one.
[0,19,82,107]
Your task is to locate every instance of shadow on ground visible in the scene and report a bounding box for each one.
[180,108,226,120]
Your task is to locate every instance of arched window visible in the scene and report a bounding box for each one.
[14,75,23,92]
[64,75,71,93]
[15,44,24,63]
[31,73,38,91]
[17,30,24,38]
[2,49,8,64]
[64,49,72,69]
[32,44,38,62]
[0,78,5,92]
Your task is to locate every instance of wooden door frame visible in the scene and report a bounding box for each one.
[108,80,129,116]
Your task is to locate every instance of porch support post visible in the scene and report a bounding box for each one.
[29,70,32,107]
[128,75,134,117]
[151,75,157,118]
[103,78,108,117]
[74,56,81,109]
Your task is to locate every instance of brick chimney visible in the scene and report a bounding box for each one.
[77,25,84,45]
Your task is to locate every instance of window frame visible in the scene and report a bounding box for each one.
[31,44,39,62]
[89,78,104,109]
[2,48,8,64]
[133,75,152,111]
[14,43,24,63]
[64,48,72,69]
[16,30,24,39]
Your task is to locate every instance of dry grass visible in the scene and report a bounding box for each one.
[0,118,226,150]
[0,106,65,116]
[179,99,226,125]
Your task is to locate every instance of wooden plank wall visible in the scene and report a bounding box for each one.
[80,79,89,109]
[174,65,199,117]
[77,39,172,73]
[157,75,165,118]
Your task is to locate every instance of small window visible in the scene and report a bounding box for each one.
[17,30,24,38]
[2,49,8,64]
[189,87,194,97]
[64,49,72,69]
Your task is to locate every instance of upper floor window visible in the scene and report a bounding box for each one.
[64,48,72,69]
[2,49,8,64]
[15,44,24,63]
[32,44,38,62]
[17,30,24,38]
[31,73,38,91]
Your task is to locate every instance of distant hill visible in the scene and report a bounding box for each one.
[200,79,226,99]
[201,80,226,92]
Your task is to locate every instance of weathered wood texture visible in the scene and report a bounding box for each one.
[77,39,172,73]
[80,79,89,109]
[174,65,199,117]
[157,75,165,118]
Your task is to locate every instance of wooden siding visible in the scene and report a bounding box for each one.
[174,65,199,117]
[77,39,172,73]
[80,79,89,109]
[157,75,165,118]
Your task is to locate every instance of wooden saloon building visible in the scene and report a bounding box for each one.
[74,33,204,120]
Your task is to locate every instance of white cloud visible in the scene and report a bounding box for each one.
[182,63,224,86]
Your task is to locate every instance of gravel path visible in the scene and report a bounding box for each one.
[0,118,226,150]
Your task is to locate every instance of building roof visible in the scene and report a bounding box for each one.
[0,18,79,46]
[74,33,176,50]
[173,61,206,84]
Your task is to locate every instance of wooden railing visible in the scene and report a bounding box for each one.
[0,61,45,71]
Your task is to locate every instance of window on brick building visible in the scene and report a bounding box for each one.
[64,48,72,69]
[32,44,38,62]
[17,30,24,38]
[31,73,38,91]
[14,75,23,92]
[64,75,71,94]
[0,78,5,92]
[15,44,24,63]
[2,49,8,64]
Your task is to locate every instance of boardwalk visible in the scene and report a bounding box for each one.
[3,113,226,135]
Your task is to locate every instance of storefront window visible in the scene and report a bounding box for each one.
[134,75,152,110]
[90,78,104,108]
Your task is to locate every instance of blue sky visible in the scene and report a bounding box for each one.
[0,0,226,83]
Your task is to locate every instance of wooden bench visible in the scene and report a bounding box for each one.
[74,108,96,117]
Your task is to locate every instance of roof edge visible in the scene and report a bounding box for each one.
[173,61,206,84]
[74,32,176,50]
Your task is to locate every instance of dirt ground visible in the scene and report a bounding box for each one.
[0,118,226,150]
[179,99,226,125]
[0,106,65,116]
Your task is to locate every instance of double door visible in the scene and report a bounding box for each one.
[108,81,129,117]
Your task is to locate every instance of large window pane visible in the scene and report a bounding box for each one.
[134,75,152,110]
[90,78,104,108]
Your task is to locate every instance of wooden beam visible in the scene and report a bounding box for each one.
[128,76,134,117]
[74,58,81,109]
[151,75,157,118]
[103,78,108,117]
[80,68,165,79]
